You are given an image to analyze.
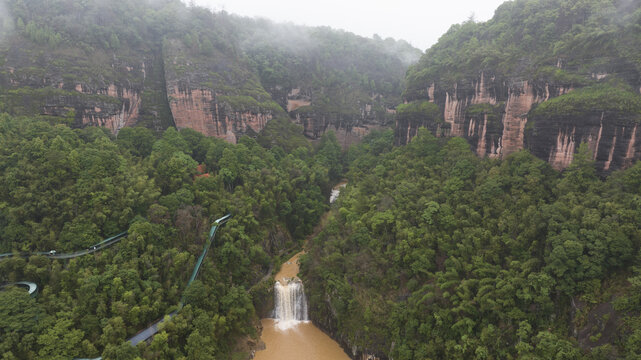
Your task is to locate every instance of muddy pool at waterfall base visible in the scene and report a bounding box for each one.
[255,319,350,360]
[254,247,350,360]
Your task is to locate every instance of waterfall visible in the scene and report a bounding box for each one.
[330,183,346,203]
[273,279,308,330]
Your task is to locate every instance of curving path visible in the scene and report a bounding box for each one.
[0,281,38,297]
[1,231,128,300]
[1,214,231,360]
[2,231,130,360]
[0,231,128,261]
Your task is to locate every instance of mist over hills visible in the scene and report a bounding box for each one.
[2,1,641,360]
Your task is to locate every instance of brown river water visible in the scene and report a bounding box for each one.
[254,250,350,360]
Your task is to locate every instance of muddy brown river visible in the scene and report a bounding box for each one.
[254,251,350,360]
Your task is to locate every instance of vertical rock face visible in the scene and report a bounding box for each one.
[0,37,172,134]
[548,128,577,170]
[396,73,641,172]
[443,87,465,137]
[1,8,416,144]
[1,33,279,142]
[165,85,273,143]
[526,112,641,172]
[162,39,280,143]
[166,87,216,137]
[397,74,522,153]
[75,84,141,133]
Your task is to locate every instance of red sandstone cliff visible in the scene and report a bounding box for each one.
[162,39,281,143]
[396,72,641,172]
[75,84,141,133]
[165,85,273,143]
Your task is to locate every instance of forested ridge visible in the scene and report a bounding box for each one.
[0,0,418,141]
[396,0,641,174]
[0,114,343,359]
[405,0,641,99]
[302,130,641,359]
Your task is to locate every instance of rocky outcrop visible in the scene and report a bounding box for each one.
[13,81,144,134]
[289,90,394,148]
[526,112,641,171]
[162,39,280,143]
[1,8,414,144]
[396,72,641,172]
[398,75,561,152]
[307,292,390,360]
[166,85,273,143]
[0,36,172,133]
[74,84,141,133]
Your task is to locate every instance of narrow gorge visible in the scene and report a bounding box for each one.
[255,183,351,360]
[255,251,349,360]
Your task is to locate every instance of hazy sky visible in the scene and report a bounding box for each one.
[187,0,508,51]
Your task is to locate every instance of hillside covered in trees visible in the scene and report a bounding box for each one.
[6,0,641,359]
[302,129,641,359]
[0,113,343,359]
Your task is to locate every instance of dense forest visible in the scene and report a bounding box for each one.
[4,0,641,359]
[0,113,342,359]
[302,129,641,359]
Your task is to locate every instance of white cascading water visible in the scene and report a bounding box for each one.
[329,183,346,203]
[273,279,308,330]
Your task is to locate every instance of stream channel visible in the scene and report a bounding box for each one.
[254,182,350,360]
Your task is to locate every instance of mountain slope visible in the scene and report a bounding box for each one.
[398,0,641,172]
[303,129,641,360]
[236,18,420,146]
[0,0,419,145]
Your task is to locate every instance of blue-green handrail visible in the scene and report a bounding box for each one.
[181,213,231,306]
[3,214,231,359]
[128,213,231,348]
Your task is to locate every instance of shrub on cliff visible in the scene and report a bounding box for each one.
[531,82,641,121]
[396,100,441,122]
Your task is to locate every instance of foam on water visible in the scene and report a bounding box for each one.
[274,280,309,330]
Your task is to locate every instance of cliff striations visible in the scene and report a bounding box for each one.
[0,35,172,133]
[397,72,641,172]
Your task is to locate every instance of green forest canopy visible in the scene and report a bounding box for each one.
[302,129,641,359]
[0,113,343,359]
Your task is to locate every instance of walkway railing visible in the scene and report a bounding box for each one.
[2,214,231,360]
[0,281,38,297]
[0,231,128,261]
[127,213,231,347]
